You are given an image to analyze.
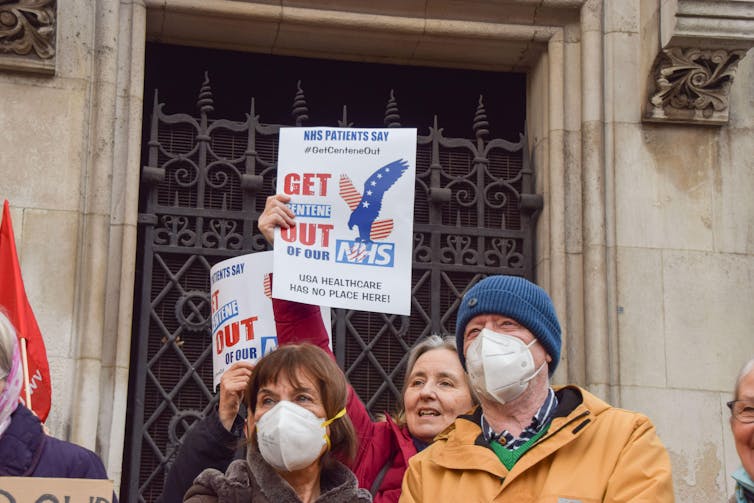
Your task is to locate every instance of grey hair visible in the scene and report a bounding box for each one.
[388,333,476,426]
[734,357,754,399]
[401,333,459,397]
[0,310,18,378]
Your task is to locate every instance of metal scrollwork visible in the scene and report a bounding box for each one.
[413,233,432,263]
[168,158,200,188]
[0,0,55,59]
[202,218,243,250]
[154,215,197,247]
[484,182,511,209]
[174,290,211,332]
[167,410,204,445]
[484,237,524,268]
[441,234,477,265]
[447,178,479,207]
[206,162,242,190]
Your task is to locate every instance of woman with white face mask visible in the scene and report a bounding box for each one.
[184,343,371,503]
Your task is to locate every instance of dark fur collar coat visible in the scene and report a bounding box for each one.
[183,449,372,502]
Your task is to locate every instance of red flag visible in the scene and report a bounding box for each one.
[0,200,52,421]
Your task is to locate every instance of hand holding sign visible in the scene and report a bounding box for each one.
[260,194,295,245]
[218,361,254,431]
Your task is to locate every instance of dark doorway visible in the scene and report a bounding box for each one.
[141,43,525,141]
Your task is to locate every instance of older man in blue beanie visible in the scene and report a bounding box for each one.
[400,275,674,502]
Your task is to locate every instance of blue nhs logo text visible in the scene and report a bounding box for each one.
[335,240,395,267]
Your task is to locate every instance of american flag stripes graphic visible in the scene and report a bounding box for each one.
[340,159,409,242]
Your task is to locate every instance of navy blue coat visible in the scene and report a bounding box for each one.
[0,403,109,479]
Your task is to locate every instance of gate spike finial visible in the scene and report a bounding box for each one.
[291,80,309,126]
[337,104,353,128]
[384,89,402,128]
[473,94,489,140]
[197,71,214,116]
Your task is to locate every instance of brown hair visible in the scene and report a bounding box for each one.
[245,343,358,462]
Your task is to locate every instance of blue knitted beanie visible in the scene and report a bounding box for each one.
[455,275,562,376]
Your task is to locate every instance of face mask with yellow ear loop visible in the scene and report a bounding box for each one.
[255,400,347,472]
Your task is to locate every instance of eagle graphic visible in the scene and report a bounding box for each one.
[339,159,409,243]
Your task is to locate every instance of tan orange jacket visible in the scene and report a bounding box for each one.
[400,386,674,503]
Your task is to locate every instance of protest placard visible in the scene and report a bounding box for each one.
[273,127,417,315]
[210,251,331,390]
[0,477,113,503]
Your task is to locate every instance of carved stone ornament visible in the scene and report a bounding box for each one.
[646,47,746,125]
[645,0,754,125]
[0,0,56,74]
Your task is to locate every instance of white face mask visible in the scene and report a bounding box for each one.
[465,328,546,405]
[255,400,345,472]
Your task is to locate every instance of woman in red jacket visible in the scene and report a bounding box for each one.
[262,194,476,503]
[272,296,471,502]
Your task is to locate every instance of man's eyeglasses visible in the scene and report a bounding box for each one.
[727,400,754,423]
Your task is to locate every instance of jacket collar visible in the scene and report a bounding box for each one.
[426,386,608,480]
[247,449,363,502]
[193,450,366,503]
[504,386,596,480]
[429,406,508,477]
[384,413,419,460]
[734,467,754,503]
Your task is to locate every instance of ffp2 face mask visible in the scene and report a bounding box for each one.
[255,400,345,472]
[465,328,545,405]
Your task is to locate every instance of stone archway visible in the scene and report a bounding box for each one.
[102,0,595,495]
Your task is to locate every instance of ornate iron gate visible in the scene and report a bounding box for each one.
[124,75,541,502]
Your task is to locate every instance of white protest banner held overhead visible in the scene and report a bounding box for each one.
[273,127,416,315]
[210,251,330,390]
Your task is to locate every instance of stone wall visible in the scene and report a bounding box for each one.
[612,2,754,499]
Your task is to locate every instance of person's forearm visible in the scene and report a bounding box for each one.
[272,297,331,354]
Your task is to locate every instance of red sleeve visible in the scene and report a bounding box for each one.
[271,297,331,353]
[346,386,382,472]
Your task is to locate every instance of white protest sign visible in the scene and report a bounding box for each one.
[0,477,113,502]
[273,127,417,315]
[210,251,330,390]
